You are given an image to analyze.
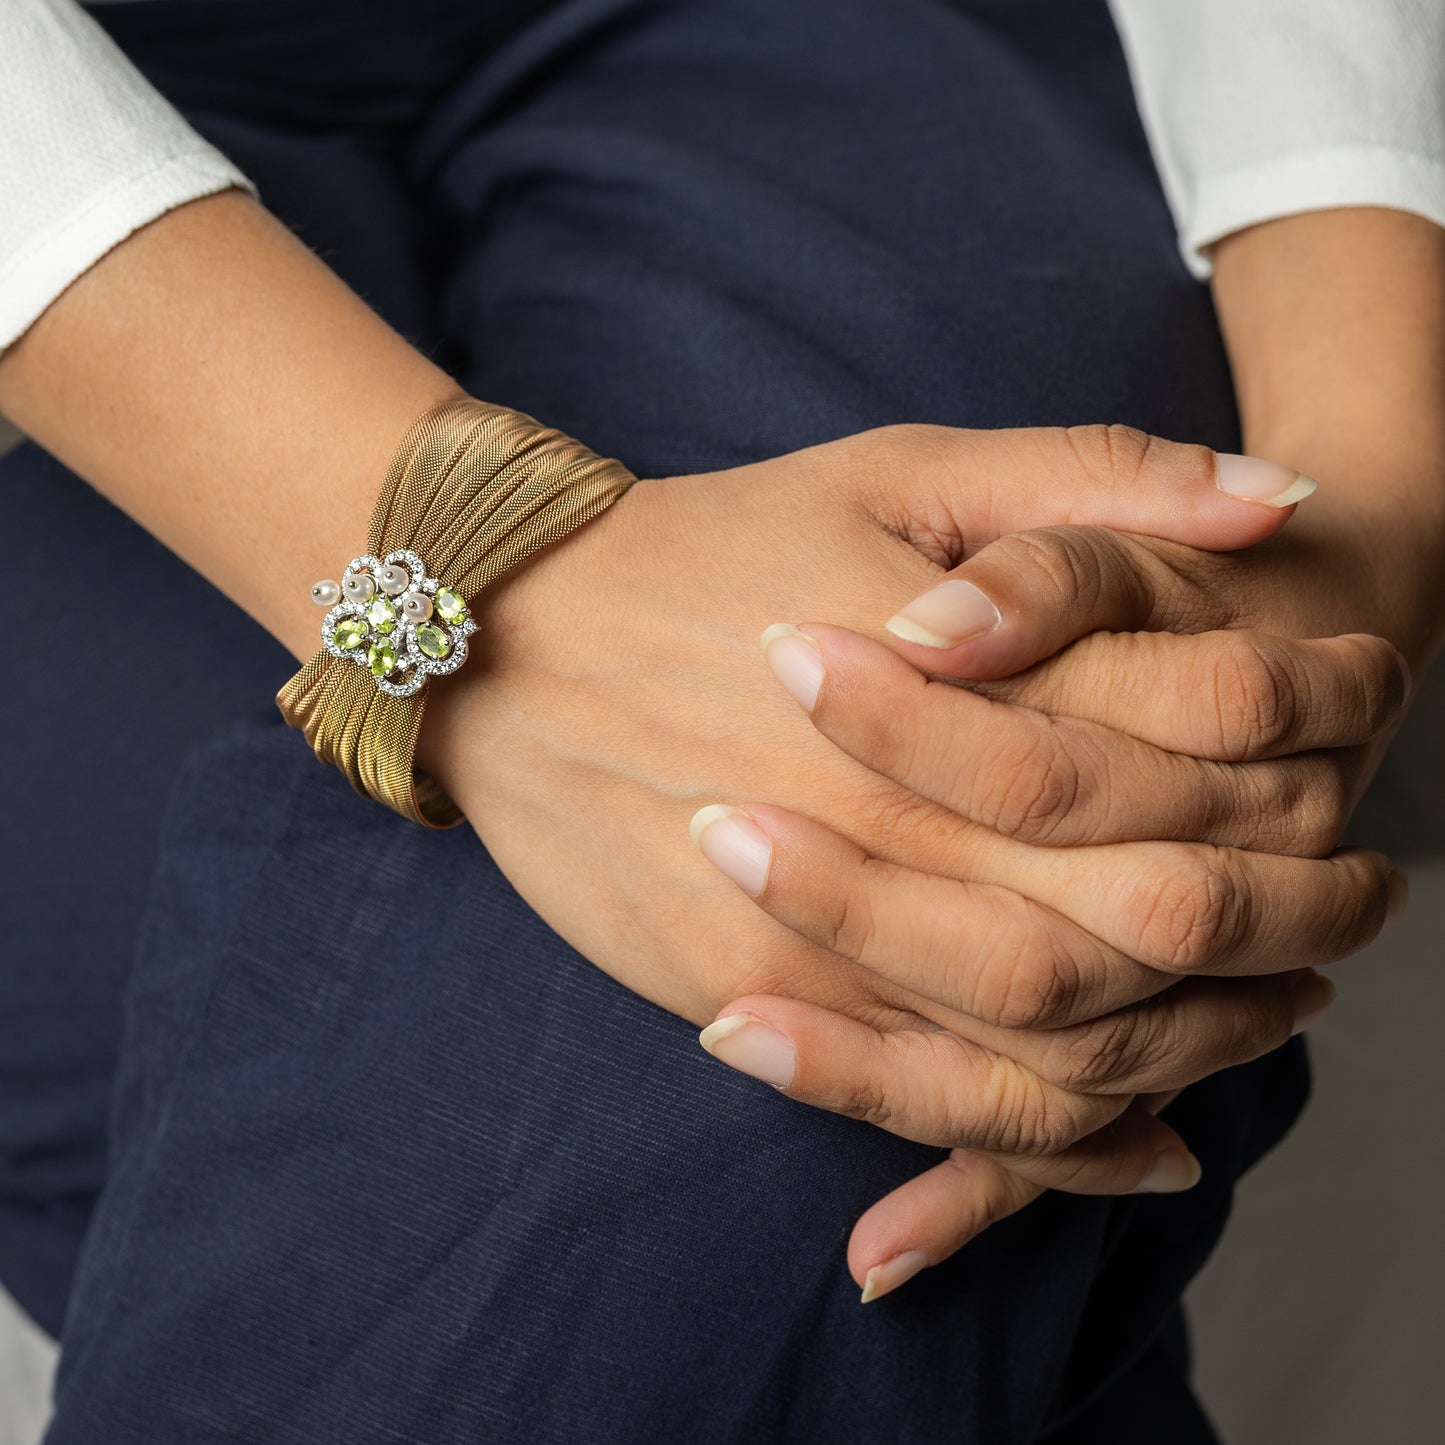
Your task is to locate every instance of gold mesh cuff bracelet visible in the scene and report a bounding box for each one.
[276,397,637,828]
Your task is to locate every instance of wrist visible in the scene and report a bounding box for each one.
[1213,208,1445,662]
[1241,425,1445,665]
[282,399,638,829]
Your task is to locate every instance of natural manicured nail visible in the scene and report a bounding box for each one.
[1136,1149,1203,1194]
[1289,971,1337,1037]
[689,804,772,897]
[1384,867,1409,930]
[698,1012,796,1088]
[885,579,1001,649]
[760,623,825,711]
[860,1250,930,1304]
[1215,454,1318,507]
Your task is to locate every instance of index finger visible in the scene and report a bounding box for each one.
[881,525,1213,681]
[976,628,1410,762]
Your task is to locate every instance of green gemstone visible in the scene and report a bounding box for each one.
[434,588,468,625]
[334,617,367,650]
[367,640,397,677]
[366,597,397,634]
[415,623,451,660]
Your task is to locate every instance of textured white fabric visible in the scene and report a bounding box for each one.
[0,1282,56,1445]
[0,0,255,351]
[1,1,1443,342]
[1108,0,1445,276]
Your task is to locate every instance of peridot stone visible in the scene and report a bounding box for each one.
[367,640,397,677]
[334,617,367,650]
[434,588,468,625]
[415,623,451,660]
[366,597,397,634]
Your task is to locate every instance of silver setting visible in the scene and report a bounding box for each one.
[318,549,475,697]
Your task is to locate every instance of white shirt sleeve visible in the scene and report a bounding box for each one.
[0,0,256,352]
[1107,0,1445,278]
[3,2,1442,346]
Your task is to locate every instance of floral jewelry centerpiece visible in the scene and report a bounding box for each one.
[308,549,475,698]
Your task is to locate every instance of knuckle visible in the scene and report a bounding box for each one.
[1342,634,1410,737]
[1021,523,1155,626]
[1177,990,1285,1080]
[1131,848,1250,974]
[1209,634,1294,760]
[983,1072,1077,1156]
[1029,528,1105,608]
[1061,423,1153,485]
[1149,545,1242,633]
[1283,765,1354,858]
[1323,856,1390,959]
[984,941,1084,1031]
[1045,1010,1147,1091]
[978,729,1086,845]
[1219,762,1304,856]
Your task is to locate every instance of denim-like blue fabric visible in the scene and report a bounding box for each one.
[1,1,1307,1439]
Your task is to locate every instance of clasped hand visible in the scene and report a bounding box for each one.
[421,422,1407,1302]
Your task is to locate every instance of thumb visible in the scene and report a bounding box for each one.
[902,424,1314,553]
[880,430,1317,681]
[845,1096,1199,1303]
[846,1150,1043,1302]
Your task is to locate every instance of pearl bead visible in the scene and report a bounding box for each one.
[342,572,376,603]
[377,563,411,596]
[401,591,433,622]
[310,579,341,607]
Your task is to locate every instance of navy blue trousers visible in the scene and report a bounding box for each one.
[2,1,1307,1439]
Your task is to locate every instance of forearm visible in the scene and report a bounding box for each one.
[0,189,463,660]
[1211,208,1445,661]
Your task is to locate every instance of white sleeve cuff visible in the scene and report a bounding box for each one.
[0,145,255,352]
[1182,146,1445,279]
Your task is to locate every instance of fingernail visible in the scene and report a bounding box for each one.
[885,579,1001,649]
[1384,867,1410,930]
[1215,454,1318,507]
[1290,971,1337,1037]
[860,1250,931,1304]
[760,623,825,711]
[689,804,772,897]
[1136,1149,1203,1194]
[698,1012,796,1088]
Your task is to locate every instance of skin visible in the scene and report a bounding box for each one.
[1,193,1438,1302]
[828,210,1445,1296]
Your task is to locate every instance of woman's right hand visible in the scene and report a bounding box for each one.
[418,422,1401,1196]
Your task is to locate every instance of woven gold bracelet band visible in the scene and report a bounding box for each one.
[276,397,637,828]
